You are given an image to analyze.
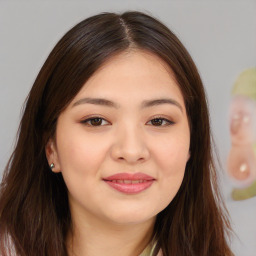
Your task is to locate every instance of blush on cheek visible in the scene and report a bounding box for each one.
[155,173,185,214]
[159,145,189,168]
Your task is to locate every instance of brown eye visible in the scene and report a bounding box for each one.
[81,117,109,126]
[147,117,174,126]
[90,118,103,126]
[151,118,163,126]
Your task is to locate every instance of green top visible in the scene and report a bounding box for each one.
[139,240,159,256]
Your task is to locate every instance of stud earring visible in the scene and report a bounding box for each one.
[50,163,55,169]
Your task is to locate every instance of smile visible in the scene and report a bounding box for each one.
[103,173,155,194]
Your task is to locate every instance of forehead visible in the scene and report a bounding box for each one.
[71,50,185,106]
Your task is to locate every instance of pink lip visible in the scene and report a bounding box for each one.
[103,172,155,194]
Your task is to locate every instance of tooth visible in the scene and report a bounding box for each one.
[132,180,140,184]
[124,180,132,184]
[117,180,123,183]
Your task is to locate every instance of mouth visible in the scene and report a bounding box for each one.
[103,173,155,194]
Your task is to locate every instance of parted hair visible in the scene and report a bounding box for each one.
[0,11,233,256]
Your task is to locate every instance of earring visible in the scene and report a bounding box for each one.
[50,163,55,169]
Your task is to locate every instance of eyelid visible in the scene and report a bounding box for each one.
[79,115,175,127]
[80,115,111,126]
[146,115,175,126]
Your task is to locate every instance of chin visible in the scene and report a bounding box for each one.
[103,208,157,226]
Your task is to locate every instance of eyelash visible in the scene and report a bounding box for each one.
[147,116,174,126]
[80,116,174,127]
[80,116,110,126]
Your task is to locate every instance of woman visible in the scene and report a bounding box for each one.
[0,11,233,256]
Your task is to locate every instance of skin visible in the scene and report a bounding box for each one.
[46,50,190,256]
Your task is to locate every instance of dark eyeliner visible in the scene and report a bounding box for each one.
[148,116,175,126]
[80,116,109,126]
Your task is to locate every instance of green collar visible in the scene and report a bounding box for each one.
[139,240,157,256]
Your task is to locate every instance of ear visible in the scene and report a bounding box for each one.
[45,139,61,173]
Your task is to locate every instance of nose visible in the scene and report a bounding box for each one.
[110,125,150,164]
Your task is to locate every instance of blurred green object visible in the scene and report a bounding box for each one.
[232,67,256,100]
[231,67,256,201]
[232,180,256,201]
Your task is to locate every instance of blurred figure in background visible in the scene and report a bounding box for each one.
[227,67,256,200]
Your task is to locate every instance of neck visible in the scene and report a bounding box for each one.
[66,210,155,256]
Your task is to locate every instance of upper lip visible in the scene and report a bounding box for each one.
[103,172,155,181]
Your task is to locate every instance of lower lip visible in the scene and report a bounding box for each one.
[104,180,154,194]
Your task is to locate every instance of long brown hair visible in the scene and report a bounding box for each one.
[0,11,233,256]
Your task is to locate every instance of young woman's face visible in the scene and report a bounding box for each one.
[46,50,190,226]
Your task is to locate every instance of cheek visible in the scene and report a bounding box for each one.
[55,129,112,204]
[56,135,91,203]
[159,146,187,190]
[56,127,111,177]
[154,133,190,174]
[151,133,189,201]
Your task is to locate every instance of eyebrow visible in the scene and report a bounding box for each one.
[72,98,119,108]
[141,98,183,112]
[72,97,183,112]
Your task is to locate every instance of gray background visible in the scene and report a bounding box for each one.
[1,1,256,255]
